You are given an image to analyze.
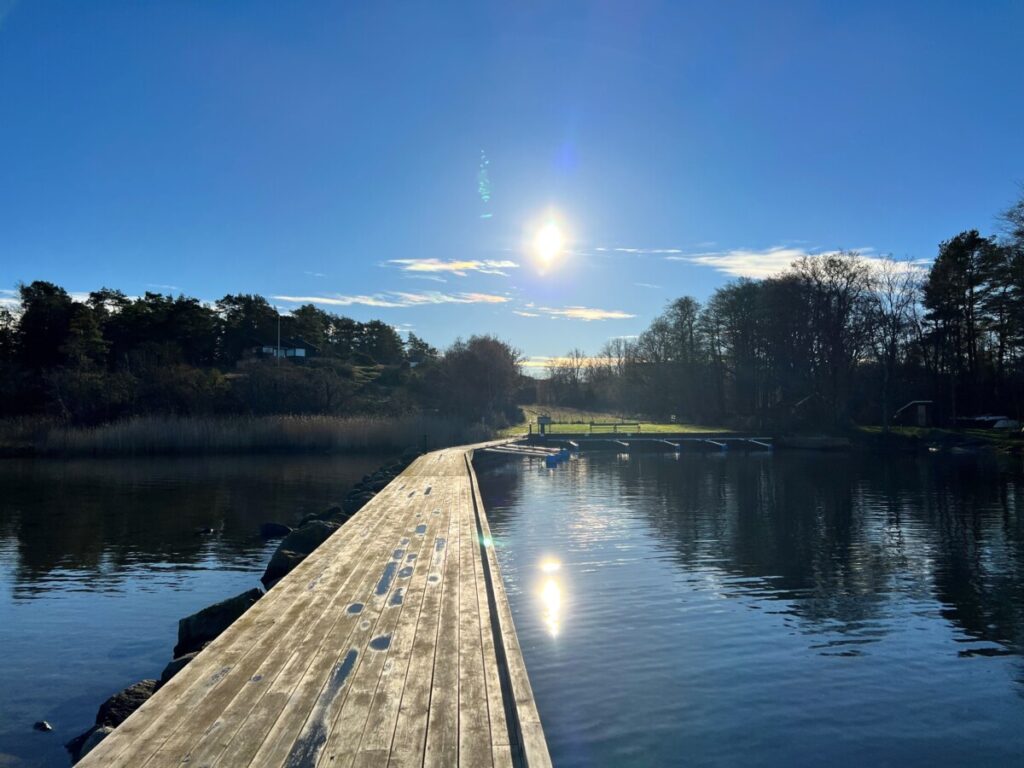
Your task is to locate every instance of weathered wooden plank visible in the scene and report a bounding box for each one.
[78,443,549,768]
[137,487,430,767]
[83,478,417,767]
[387,490,459,768]
[457,480,494,767]
[347,486,450,764]
[243,490,438,767]
[192,502,431,766]
[316,482,453,767]
[422,459,462,768]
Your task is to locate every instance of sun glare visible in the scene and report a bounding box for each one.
[534,221,564,265]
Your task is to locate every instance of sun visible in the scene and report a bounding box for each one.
[534,221,564,265]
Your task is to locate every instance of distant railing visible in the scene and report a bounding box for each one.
[588,422,641,434]
[530,419,642,435]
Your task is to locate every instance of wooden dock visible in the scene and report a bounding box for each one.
[79,445,550,768]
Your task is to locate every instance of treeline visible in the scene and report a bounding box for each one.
[548,193,1024,429]
[0,287,523,426]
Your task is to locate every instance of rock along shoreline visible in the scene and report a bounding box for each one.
[64,447,422,764]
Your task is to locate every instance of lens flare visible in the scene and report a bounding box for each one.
[534,221,564,265]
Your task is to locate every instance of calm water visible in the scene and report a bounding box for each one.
[0,454,385,768]
[477,451,1024,768]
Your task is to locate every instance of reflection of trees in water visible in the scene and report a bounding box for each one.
[479,452,1024,654]
[0,455,384,590]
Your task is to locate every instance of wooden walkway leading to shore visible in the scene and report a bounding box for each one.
[80,445,550,768]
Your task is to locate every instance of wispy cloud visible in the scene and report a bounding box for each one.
[596,247,684,254]
[386,259,520,277]
[534,305,636,321]
[634,282,662,289]
[146,283,180,291]
[667,246,908,279]
[403,274,448,283]
[513,310,541,317]
[272,291,510,309]
[303,271,327,278]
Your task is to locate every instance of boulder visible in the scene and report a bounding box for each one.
[367,478,390,492]
[70,725,113,763]
[298,506,345,527]
[174,588,262,656]
[33,720,52,732]
[342,491,375,515]
[160,651,198,684]
[261,548,306,590]
[259,522,292,539]
[260,521,339,589]
[276,521,338,555]
[95,679,159,727]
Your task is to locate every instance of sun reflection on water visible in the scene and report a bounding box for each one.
[538,557,564,637]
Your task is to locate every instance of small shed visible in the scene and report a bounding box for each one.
[893,400,932,427]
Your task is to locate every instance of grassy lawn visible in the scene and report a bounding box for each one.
[500,405,730,437]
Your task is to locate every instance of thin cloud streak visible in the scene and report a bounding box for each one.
[667,246,926,279]
[403,274,448,283]
[386,258,519,277]
[535,305,636,321]
[595,247,684,254]
[272,291,509,309]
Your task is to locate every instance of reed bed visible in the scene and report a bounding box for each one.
[0,414,490,457]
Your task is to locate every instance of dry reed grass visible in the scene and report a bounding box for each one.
[0,414,489,457]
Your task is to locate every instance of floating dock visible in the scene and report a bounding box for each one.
[80,444,550,768]
[523,434,774,452]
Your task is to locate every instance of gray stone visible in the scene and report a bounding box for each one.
[343,491,375,515]
[95,679,158,727]
[259,522,292,539]
[260,521,339,590]
[261,548,306,589]
[33,720,52,732]
[277,520,338,555]
[160,651,198,684]
[78,726,114,762]
[298,506,345,527]
[174,588,262,656]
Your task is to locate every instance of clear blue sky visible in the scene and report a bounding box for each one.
[1,1,1021,367]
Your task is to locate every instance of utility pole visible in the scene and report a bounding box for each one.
[276,310,281,365]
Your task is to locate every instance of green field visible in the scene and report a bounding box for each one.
[500,406,730,437]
